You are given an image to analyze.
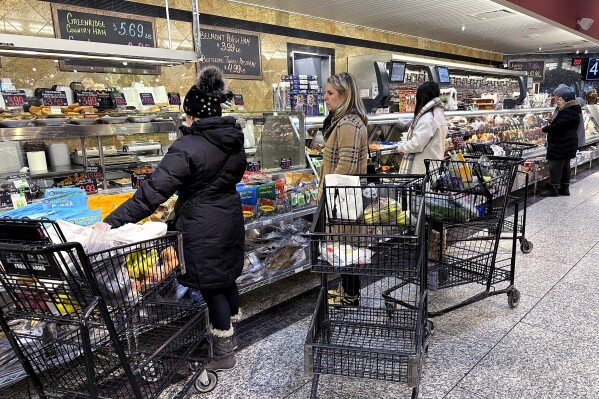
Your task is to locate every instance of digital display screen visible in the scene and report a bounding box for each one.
[436,66,451,83]
[389,61,406,83]
[572,58,583,66]
[585,57,599,81]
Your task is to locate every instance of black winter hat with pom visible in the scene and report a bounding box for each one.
[184,66,226,118]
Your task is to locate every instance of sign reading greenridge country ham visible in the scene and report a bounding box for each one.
[199,27,262,80]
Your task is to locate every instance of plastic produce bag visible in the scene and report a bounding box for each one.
[87,248,139,308]
[319,242,373,267]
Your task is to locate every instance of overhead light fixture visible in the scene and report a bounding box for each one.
[461,25,465,31]
[539,46,542,51]
[576,49,580,54]
[0,33,199,65]
[585,49,589,54]
[577,18,594,31]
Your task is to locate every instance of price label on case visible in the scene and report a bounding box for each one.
[110,92,127,106]
[2,90,27,108]
[42,91,68,107]
[167,92,181,106]
[77,91,97,107]
[77,178,98,195]
[139,93,155,106]
[85,164,104,181]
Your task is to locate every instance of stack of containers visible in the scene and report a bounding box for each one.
[279,75,324,116]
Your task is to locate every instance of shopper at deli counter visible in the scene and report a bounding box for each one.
[104,66,246,371]
[542,85,580,196]
[320,72,368,307]
[395,82,448,174]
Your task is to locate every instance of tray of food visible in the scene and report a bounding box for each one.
[0,119,32,128]
[127,116,154,123]
[67,118,98,125]
[33,118,68,126]
[97,116,129,124]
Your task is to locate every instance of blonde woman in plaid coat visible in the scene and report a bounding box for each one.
[319,72,368,306]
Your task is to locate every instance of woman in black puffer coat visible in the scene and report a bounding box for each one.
[542,85,580,196]
[104,66,246,371]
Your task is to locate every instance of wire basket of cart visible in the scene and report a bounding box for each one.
[382,157,522,318]
[463,142,537,254]
[0,218,218,399]
[305,174,431,399]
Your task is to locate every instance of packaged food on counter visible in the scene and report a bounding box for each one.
[241,171,271,185]
[88,192,134,220]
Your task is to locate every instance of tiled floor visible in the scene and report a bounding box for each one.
[158,166,599,398]
[5,166,599,399]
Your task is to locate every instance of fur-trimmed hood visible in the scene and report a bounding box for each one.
[559,100,582,112]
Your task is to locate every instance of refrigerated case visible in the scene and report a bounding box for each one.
[307,106,599,188]
[348,53,528,112]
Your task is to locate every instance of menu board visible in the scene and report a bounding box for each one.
[199,26,262,80]
[509,61,545,82]
[51,4,159,74]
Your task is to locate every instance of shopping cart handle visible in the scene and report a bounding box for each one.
[80,296,102,321]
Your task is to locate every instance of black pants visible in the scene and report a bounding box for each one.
[342,274,361,297]
[548,159,571,186]
[200,283,240,331]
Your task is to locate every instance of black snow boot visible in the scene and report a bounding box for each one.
[558,184,570,196]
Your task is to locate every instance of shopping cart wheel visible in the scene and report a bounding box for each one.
[520,239,533,254]
[141,360,165,383]
[507,289,521,308]
[385,300,397,319]
[194,369,218,393]
[427,320,435,335]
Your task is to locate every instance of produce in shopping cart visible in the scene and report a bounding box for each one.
[319,242,373,267]
[363,198,413,225]
[126,249,159,279]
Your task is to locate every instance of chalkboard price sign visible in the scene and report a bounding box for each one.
[2,90,27,108]
[199,26,262,80]
[42,91,68,107]
[52,4,156,47]
[139,93,155,106]
[510,61,545,82]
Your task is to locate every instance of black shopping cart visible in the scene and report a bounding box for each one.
[463,142,536,254]
[384,157,522,318]
[0,218,217,399]
[305,174,430,399]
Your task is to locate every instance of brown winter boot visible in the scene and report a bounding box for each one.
[230,311,242,351]
[205,326,236,371]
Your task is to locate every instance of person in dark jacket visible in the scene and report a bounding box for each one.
[104,66,247,370]
[542,85,580,196]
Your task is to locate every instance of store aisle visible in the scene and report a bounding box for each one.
[159,168,599,399]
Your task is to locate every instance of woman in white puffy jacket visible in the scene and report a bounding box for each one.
[396,81,448,174]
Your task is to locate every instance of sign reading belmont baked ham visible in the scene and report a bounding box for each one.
[199,26,262,80]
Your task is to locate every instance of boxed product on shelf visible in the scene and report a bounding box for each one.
[256,182,277,218]
[238,185,258,222]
